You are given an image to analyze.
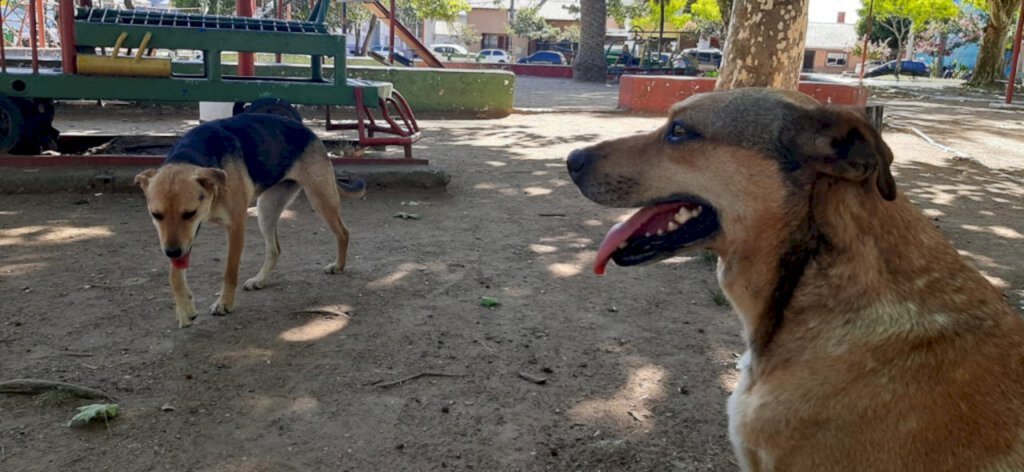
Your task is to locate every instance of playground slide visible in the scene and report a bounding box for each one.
[364,1,444,68]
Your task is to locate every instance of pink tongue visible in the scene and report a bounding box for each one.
[170,253,191,270]
[594,202,687,275]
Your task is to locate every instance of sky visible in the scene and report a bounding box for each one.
[808,0,863,24]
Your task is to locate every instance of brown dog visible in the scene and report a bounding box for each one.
[136,114,365,328]
[568,88,1024,470]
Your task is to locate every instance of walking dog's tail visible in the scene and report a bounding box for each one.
[336,176,367,199]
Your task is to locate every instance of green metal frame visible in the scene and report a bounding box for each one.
[0,7,389,107]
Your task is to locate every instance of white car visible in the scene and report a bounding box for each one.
[478,49,511,64]
[429,43,469,56]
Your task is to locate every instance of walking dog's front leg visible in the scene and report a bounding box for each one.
[210,221,245,316]
[170,267,197,328]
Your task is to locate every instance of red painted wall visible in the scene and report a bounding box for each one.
[618,76,870,114]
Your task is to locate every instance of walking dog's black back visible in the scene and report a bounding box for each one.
[167,114,319,190]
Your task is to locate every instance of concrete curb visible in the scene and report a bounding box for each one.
[0,164,450,194]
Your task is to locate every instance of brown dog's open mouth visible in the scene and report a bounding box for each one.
[595,196,720,275]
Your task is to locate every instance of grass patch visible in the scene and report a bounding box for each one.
[34,390,78,408]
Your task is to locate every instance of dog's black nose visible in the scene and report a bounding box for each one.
[164,247,183,258]
[567,149,590,179]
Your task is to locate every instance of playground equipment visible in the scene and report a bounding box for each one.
[0,0,432,161]
[606,27,700,80]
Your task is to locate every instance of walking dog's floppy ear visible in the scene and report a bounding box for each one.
[788,106,897,201]
[134,169,158,192]
[194,168,227,196]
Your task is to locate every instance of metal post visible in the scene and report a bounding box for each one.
[0,2,6,73]
[237,0,256,76]
[37,0,46,47]
[275,0,282,63]
[658,0,665,57]
[1006,0,1024,104]
[387,0,395,64]
[59,0,78,74]
[28,0,40,73]
[858,0,875,83]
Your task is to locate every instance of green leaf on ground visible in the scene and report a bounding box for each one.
[67,403,119,427]
[480,297,500,308]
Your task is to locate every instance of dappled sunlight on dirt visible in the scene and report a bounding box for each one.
[0,223,114,246]
[569,363,669,433]
[278,308,352,343]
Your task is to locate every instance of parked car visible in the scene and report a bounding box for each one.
[429,43,469,56]
[682,47,723,71]
[864,60,930,78]
[478,49,512,64]
[516,51,566,65]
[368,46,414,66]
[853,60,884,76]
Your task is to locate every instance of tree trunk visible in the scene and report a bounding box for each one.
[573,0,607,82]
[970,0,1018,86]
[716,0,809,91]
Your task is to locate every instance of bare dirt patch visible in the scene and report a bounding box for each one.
[1,109,1021,471]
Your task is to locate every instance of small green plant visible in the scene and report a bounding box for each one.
[480,297,500,308]
[700,250,718,268]
[67,403,119,427]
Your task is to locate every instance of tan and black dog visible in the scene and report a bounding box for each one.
[136,114,365,328]
[568,88,1024,470]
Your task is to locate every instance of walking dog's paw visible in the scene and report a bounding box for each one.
[243,276,266,291]
[209,300,234,316]
[323,262,345,274]
[176,303,197,328]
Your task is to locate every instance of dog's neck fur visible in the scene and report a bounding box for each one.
[718,179,1014,374]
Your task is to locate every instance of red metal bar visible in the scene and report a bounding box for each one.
[0,155,428,166]
[237,0,256,76]
[28,0,40,73]
[858,0,875,84]
[389,0,396,65]
[1,6,7,73]
[1006,0,1024,104]
[60,0,78,74]
[36,0,46,47]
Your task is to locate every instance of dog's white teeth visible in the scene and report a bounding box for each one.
[667,222,679,231]
[673,212,690,224]
[618,242,627,249]
[693,206,702,216]
[657,229,665,236]
[645,232,652,238]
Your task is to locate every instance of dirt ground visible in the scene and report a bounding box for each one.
[2,90,1023,471]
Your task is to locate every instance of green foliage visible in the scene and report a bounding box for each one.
[558,24,582,43]
[407,0,470,22]
[451,22,481,48]
[67,403,119,427]
[856,0,958,58]
[848,40,889,60]
[480,296,500,308]
[508,7,558,40]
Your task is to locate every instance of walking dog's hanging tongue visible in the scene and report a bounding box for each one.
[170,253,191,270]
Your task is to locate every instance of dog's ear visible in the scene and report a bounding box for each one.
[790,106,897,201]
[134,169,158,191]
[194,168,227,195]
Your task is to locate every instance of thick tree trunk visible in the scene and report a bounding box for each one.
[573,0,607,82]
[716,0,809,91]
[969,0,1017,86]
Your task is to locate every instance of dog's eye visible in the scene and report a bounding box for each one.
[667,121,701,144]
[182,210,196,220]
[151,213,164,221]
